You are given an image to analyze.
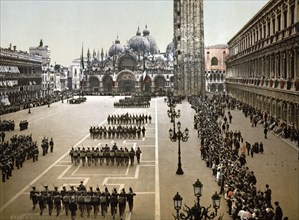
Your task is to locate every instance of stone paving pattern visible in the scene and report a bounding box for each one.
[0,96,298,220]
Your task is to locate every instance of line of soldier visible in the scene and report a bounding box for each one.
[107,113,152,125]
[41,137,54,156]
[1,134,39,182]
[0,119,15,131]
[113,96,151,108]
[19,120,29,131]
[69,143,142,166]
[90,125,146,139]
[30,182,136,219]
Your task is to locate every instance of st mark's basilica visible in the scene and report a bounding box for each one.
[70,26,175,95]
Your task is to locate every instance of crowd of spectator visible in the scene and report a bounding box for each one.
[189,94,288,220]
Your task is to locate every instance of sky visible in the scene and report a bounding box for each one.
[0,0,268,66]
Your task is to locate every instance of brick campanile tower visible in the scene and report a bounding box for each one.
[173,0,205,96]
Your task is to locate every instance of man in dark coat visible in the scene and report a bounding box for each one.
[274,201,283,220]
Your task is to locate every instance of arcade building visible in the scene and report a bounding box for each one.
[226,0,299,128]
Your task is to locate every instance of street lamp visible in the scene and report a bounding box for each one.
[169,121,189,175]
[168,107,181,132]
[173,179,221,220]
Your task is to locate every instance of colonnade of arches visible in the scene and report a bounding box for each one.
[86,73,168,94]
[228,88,299,128]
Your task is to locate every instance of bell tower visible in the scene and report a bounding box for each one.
[173,0,205,96]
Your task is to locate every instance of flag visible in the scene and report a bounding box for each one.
[142,70,147,91]
[80,45,85,87]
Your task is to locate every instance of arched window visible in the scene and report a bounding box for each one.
[211,57,218,66]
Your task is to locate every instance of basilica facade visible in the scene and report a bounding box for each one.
[71,26,174,95]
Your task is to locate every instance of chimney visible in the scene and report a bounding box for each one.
[13,45,16,50]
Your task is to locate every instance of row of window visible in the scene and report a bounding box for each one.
[230,1,297,56]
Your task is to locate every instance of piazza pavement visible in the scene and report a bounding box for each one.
[0,96,298,220]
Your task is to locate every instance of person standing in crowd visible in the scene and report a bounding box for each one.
[264,184,272,206]
[49,138,54,152]
[264,127,268,139]
[274,201,283,220]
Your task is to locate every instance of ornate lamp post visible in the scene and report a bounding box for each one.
[169,121,189,175]
[168,106,180,131]
[173,179,221,220]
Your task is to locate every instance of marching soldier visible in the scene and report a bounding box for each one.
[142,126,146,137]
[39,185,49,216]
[127,187,136,212]
[91,186,100,217]
[86,147,92,166]
[129,147,135,166]
[99,148,104,165]
[77,191,85,217]
[110,148,115,165]
[104,146,110,165]
[110,188,118,219]
[93,147,99,166]
[61,186,70,216]
[45,187,54,216]
[119,147,125,166]
[38,193,46,216]
[100,187,110,217]
[118,188,127,219]
[84,189,92,218]
[53,186,62,216]
[69,147,74,163]
[29,186,39,210]
[136,147,142,164]
[78,181,86,191]
[69,196,78,220]
[124,148,130,166]
[80,147,86,166]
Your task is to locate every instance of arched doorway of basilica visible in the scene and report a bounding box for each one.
[209,84,216,93]
[89,76,100,92]
[154,75,166,92]
[117,71,135,93]
[102,75,113,92]
[140,75,152,93]
[218,84,224,92]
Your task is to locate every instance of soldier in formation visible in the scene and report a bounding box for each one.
[90,125,146,139]
[29,181,136,219]
[0,119,15,131]
[69,144,142,167]
[113,96,151,108]
[1,134,39,182]
[107,113,152,125]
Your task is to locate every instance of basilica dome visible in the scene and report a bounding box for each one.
[108,38,125,57]
[142,25,159,55]
[128,27,151,53]
[166,40,174,54]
